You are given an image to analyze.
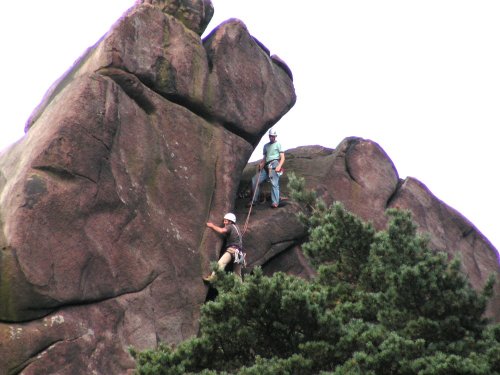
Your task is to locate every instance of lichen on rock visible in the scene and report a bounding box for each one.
[137,0,214,35]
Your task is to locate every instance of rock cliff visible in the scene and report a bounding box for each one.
[237,141,500,323]
[0,1,498,374]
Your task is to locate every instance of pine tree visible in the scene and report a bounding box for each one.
[132,174,500,374]
[132,269,334,374]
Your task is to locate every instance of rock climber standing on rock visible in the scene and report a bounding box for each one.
[248,128,285,208]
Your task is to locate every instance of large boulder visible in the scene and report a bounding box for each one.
[0,1,295,374]
[237,139,500,322]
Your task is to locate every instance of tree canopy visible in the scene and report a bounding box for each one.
[132,174,500,374]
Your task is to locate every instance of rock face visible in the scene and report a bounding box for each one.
[136,0,214,35]
[0,1,295,374]
[237,140,500,323]
[0,2,498,375]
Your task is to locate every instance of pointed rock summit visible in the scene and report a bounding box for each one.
[137,0,214,35]
[0,2,498,375]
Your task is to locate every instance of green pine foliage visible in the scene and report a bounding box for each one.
[132,174,500,374]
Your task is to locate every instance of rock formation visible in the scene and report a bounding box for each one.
[0,1,498,374]
[237,141,500,323]
[0,0,295,373]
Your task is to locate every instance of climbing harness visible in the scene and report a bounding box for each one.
[234,248,246,266]
[230,223,246,268]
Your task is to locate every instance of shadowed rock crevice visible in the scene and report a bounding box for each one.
[64,273,160,312]
[14,338,68,374]
[98,68,157,115]
[251,240,301,269]
[385,178,405,209]
[33,165,97,183]
[100,66,260,145]
[4,270,159,326]
[344,137,372,186]
[344,153,360,186]
[462,227,475,239]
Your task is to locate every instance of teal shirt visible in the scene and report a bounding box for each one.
[264,141,283,163]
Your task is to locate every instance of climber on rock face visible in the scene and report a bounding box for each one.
[204,213,245,282]
[248,128,285,208]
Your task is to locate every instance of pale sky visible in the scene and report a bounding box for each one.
[1,1,499,255]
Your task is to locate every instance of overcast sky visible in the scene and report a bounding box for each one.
[1,1,499,256]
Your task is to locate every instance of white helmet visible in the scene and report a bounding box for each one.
[224,213,236,223]
[268,128,277,136]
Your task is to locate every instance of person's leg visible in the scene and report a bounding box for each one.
[251,169,268,204]
[217,252,232,270]
[203,251,232,281]
[269,168,280,207]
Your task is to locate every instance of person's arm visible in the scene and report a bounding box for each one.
[206,222,228,235]
[276,152,285,172]
[259,144,268,170]
[258,157,265,171]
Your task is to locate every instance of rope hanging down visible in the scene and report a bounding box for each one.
[242,168,260,235]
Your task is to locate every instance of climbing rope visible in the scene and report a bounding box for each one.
[242,168,261,235]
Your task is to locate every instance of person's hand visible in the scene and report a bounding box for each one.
[206,222,214,228]
[276,166,282,173]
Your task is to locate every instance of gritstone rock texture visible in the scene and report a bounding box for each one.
[1,1,498,374]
